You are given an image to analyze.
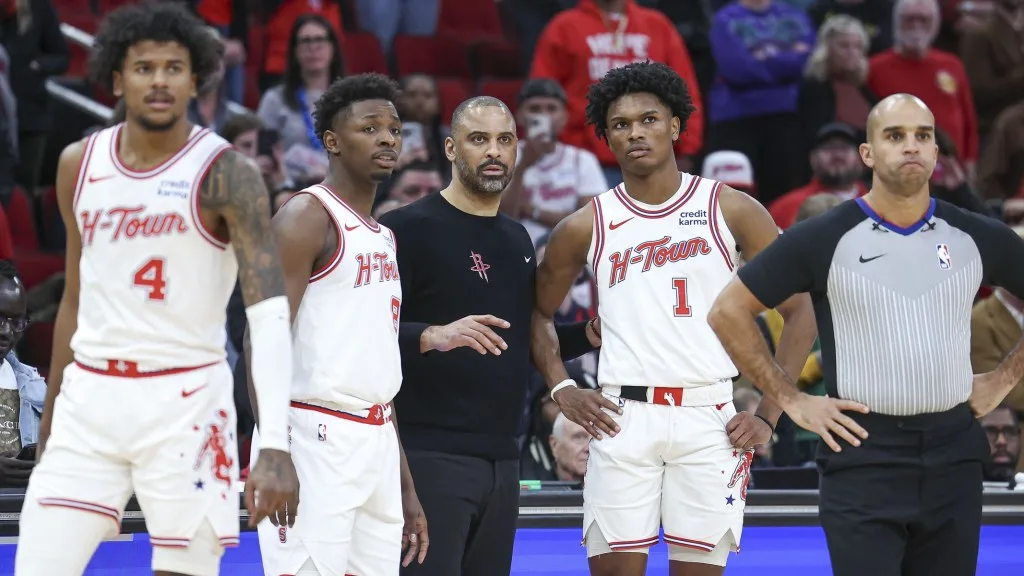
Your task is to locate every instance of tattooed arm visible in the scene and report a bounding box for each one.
[199,149,299,527]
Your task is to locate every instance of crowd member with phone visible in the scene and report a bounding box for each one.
[499,79,608,245]
[395,74,452,180]
[0,260,46,488]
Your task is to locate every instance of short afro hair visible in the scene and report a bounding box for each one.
[0,260,19,284]
[585,61,696,142]
[89,1,223,94]
[313,73,401,141]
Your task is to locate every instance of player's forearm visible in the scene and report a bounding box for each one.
[994,333,1024,397]
[531,309,571,387]
[44,297,78,412]
[762,294,818,425]
[242,325,259,430]
[245,298,293,451]
[709,304,802,410]
[389,402,417,495]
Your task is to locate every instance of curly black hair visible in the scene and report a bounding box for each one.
[0,260,19,284]
[585,61,696,142]
[312,73,401,141]
[89,1,223,94]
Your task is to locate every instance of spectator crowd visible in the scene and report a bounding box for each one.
[0,0,1021,491]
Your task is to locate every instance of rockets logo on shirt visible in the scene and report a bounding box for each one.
[606,235,711,287]
[80,205,189,247]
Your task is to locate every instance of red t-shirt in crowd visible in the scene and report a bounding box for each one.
[867,49,979,161]
[264,0,344,75]
[530,0,704,166]
[196,0,232,27]
[768,180,868,229]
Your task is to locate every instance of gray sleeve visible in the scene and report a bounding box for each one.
[256,87,284,129]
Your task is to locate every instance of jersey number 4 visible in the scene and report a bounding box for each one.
[672,278,692,317]
[133,258,167,301]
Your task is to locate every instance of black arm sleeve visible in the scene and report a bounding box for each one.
[978,218,1024,301]
[736,223,816,309]
[380,212,430,358]
[555,321,596,360]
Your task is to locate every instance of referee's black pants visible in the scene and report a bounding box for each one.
[400,449,519,576]
[817,403,990,576]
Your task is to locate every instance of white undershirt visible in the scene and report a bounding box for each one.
[0,361,15,391]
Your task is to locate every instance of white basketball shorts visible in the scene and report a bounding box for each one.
[253,400,402,576]
[583,385,750,562]
[21,360,240,557]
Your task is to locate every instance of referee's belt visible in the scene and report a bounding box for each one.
[602,380,733,408]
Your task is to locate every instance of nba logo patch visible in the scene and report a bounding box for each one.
[936,244,952,270]
[317,423,327,442]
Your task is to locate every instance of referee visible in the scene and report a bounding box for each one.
[379,96,599,576]
[708,93,1024,576]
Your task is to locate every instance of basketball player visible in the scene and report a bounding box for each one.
[247,74,427,576]
[531,61,869,575]
[16,4,298,576]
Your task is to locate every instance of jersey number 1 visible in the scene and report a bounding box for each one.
[134,258,167,301]
[672,278,691,317]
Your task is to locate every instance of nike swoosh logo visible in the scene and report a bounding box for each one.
[609,218,633,230]
[88,174,115,183]
[181,384,208,398]
[344,224,359,231]
[859,254,885,263]
[525,256,532,263]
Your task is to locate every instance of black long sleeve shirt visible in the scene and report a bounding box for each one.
[379,193,595,461]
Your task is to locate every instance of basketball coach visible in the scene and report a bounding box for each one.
[379,96,600,576]
[708,93,1024,576]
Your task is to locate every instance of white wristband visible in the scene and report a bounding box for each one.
[550,379,578,402]
[246,295,292,453]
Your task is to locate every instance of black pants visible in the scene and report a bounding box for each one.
[401,450,519,576]
[707,113,805,205]
[817,403,990,576]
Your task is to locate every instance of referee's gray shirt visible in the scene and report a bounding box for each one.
[738,197,1024,416]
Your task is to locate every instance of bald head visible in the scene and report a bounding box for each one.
[866,93,934,141]
[451,96,512,133]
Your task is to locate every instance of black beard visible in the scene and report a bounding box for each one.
[456,156,511,196]
[133,113,178,132]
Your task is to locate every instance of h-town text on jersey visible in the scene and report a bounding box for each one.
[353,252,400,288]
[80,205,189,247]
[606,235,712,287]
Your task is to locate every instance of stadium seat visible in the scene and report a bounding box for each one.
[472,40,523,79]
[97,0,136,13]
[60,13,97,78]
[478,79,524,117]
[11,251,63,290]
[437,0,504,43]
[343,32,388,75]
[8,188,37,252]
[51,0,92,16]
[19,322,54,373]
[435,79,473,125]
[393,35,470,78]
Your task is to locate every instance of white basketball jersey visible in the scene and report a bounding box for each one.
[290,185,403,408]
[71,124,237,371]
[587,174,740,388]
